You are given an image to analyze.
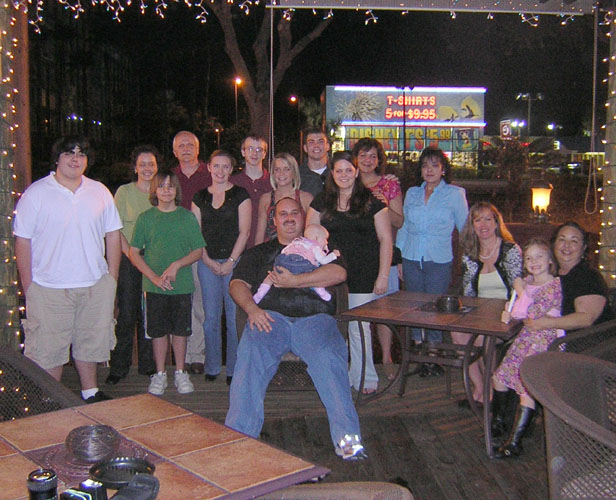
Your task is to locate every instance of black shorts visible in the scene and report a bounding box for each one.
[145,293,192,338]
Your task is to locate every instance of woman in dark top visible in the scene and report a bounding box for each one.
[489,222,612,460]
[191,150,251,383]
[524,221,612,333]
[306,151,393,394]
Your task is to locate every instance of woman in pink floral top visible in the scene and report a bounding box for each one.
[353,138,403,382]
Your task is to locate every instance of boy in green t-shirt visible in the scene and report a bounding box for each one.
[130,171,205,396]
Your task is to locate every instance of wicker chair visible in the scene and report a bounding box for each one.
[257,481,413,500]
[520,352,616,499]
[0,348,83,421]
[548,319,616,362]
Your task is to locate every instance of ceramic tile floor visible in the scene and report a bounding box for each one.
[78,394,190,429]
[174,438,314,492]
[122,413,243,457]
[0,394,327,500]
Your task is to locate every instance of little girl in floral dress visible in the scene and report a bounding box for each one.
[491,238,563,459]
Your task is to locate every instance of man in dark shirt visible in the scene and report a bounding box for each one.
[225,197,365,460]
[298,128,330,197]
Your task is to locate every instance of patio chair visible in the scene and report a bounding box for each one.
[235,283,348,391]
[520,352,616,499]
[257,480,413,500]
[548,318,616,362]
[0,347,83,421]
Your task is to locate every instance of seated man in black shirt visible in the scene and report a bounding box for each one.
[225,197,365,460]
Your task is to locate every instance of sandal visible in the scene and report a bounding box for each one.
[383,363,398,381]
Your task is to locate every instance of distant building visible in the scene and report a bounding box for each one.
[29,5,138,181]
[324,85,486,168]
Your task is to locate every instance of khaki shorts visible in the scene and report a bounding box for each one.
[23,274,117,369]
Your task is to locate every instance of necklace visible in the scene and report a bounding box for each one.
[479,238,500,260]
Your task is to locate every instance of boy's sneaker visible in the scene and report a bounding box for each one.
[174,370,194,394]
[148,372,167,395]
[335,434,367,460]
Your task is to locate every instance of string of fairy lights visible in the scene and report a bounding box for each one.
[0,0,611,352]
[0,3,20,350]
[597,13,616,283]
[4,0,594,28]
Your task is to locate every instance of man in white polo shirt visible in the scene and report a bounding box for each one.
[14,136,122,403]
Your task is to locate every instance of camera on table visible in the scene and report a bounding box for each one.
[28,468,158,500]
[60,479,107,500]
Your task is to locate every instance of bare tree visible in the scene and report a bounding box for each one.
[209,3,332,140]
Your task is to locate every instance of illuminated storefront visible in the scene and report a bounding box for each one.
[325,85,486,168]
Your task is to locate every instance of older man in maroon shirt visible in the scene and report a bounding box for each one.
[172,130,211,375]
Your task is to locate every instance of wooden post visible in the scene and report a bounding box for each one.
[600,14,616,287]
[13,8,30,194]
[0,7,21,349]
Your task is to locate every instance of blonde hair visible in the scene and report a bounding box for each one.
[460,202,514,260]
[523,238,558,276]
[270,152,301,191]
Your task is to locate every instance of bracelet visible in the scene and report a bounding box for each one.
[228,256,236,263]
[378,274,388,279]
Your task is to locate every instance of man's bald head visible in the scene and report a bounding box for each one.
[173,131,199,167]
[273,197,304,245]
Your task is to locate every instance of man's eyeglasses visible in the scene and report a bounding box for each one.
[245,146,264,153]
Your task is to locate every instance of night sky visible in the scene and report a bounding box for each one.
[90,5,607,138]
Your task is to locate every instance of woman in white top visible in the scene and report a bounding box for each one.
[453,202,522,405]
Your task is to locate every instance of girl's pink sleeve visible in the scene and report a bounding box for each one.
[511,290,532,319]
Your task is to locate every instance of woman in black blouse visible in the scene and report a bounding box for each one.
[306,151,393,394]
[526,221,612,332]
[191,150,251,383]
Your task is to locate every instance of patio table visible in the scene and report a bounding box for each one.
[338,290,520,458]
[0,393,329,500]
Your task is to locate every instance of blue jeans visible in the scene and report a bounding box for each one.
[225,311,361,447]
[402,259,452,342]
[197,259,238,377]
[275,254,316,274]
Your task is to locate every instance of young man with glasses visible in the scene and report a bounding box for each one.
[231,135,271,248]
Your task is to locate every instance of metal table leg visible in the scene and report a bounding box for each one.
[482,335,496,458]
[357,322,407,404]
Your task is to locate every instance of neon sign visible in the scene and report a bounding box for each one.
[326,85,486,126]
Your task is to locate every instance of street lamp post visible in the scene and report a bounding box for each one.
[516,92,543,136]
[234,77,242,126]
[214,128,221,148]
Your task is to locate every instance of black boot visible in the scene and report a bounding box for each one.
[494,404,535,459]
[491,389,509,439]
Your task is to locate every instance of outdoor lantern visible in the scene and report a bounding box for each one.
[531,180,553,223]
